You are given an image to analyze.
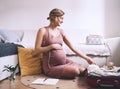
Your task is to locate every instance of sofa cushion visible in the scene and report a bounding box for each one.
[64,43,111,56]
[0,30,24,43]
[18,47,42,76]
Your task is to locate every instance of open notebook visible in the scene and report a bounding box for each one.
[31,78,59,85]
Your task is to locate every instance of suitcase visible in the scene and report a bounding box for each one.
[85,73,120,87]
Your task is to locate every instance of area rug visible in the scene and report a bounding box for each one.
[20,74,91,89]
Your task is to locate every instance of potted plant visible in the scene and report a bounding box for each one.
[2,63,18,82]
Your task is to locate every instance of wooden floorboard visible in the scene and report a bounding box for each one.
[0,74,119,89]
[0,74,31,89]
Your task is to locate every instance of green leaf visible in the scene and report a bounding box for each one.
[2,63,19,73]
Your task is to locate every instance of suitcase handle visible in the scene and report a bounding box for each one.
[97,79,119,87]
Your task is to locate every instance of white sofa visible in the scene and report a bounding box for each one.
[0,29,111,81]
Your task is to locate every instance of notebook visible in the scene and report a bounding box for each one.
[31,78,59,85]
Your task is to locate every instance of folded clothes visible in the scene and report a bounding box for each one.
[87,64,120,76]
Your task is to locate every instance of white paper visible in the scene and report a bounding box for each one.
[32,78,59,85]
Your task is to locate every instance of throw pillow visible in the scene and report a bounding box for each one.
[18,47,42,76]
[86,35,104,45]
[0,30,24,43]
[0,35,4,42]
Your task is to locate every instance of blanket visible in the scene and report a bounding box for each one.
[0,42,23,57]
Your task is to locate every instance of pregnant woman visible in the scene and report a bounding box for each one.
[34,8,95,79]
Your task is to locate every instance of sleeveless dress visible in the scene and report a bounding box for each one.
[42,27,82,79]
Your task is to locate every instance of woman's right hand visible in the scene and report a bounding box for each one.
[51,44,62,50]
[85,57,96,65]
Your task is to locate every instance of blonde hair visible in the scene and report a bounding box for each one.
[47,8,65,20]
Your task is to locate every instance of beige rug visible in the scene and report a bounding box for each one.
[20,74,92,89]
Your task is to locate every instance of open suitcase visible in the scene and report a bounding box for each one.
[85,73,120,87]
[85,64,120,88]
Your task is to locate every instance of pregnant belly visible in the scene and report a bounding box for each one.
[50,49,66,65]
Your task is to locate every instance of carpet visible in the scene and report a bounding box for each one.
[20,74,92,89]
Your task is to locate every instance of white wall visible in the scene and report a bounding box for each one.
[0,0,120,37]
[104,0,120,38]
[0,0,104,35]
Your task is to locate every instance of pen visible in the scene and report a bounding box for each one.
[43,78,48,82]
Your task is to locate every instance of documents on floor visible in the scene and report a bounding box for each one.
[31,78,59,85]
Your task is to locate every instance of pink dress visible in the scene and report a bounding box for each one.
[42,27,82,79]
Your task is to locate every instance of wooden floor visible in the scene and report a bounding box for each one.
[0,74,119,89]
[0,74,32,89]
